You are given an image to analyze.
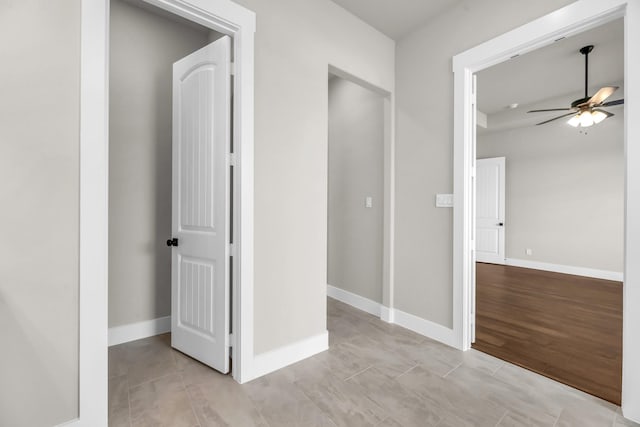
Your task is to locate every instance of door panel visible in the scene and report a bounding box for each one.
[171,36,231,373]
[476,157,506,264]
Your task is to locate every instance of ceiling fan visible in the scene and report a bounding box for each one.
[527,45,624,127]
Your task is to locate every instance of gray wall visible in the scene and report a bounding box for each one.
[0,1,80,426]
[231,0,395,354]
[395,0,576,328]
[109,0,214,327]
[328,77,384,303]
[478,116,624,272]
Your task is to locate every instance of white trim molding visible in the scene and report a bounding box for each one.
[380,306,395,323]
[327,285,382,317]
[108,317,172,347]
[504,258,623,282]
[250,332,329,380]
[391,309,457,348]
[75,0,110,425]
[452,0,640,422]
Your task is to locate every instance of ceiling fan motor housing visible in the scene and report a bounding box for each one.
[571,97,591,108]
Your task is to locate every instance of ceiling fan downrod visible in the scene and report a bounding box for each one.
[580,45,594,99]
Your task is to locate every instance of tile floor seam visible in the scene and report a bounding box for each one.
[178,371,202,427]
[255,405,273,427]
[294,377,341,427]
[126,376,133,427]
[552,408,563,427]
[240,380,274,427]
[490,361,506,376]
[494,409,508,427]
[127,370,179,390]
[343,365,373,382]
[375,416,389,426]
[492,362,505,378]
[442,362,463,378]
[395,363,419,379]
[394,373,447,420]
[394,363,418,380]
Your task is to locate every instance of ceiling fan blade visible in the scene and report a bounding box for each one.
[527,108,572,113]
[601,98,624,107]
[593,108,614,118]
[535,112,576,126]
[580,86,619,107]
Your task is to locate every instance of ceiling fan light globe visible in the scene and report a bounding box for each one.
[592,110,608,124]
[579,111,594,127]
[567,115,581,127]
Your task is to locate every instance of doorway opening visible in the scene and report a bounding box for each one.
[79,0,255,422]
[452,0,640,417]
[107,1,238,423]
[108,0,235,395]
[325,67,395,335]
[471,18,624,405]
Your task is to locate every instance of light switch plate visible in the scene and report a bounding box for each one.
[365,196,373,208]
[436,194,454,208]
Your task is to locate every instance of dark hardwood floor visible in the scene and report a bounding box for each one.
[473,262,623,405]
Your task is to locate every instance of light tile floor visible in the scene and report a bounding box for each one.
[109,298,638,427]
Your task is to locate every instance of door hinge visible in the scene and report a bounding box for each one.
[228,153,237,167]
[230,62,235,75]
[229,333,235,348]
[229,243,236,256]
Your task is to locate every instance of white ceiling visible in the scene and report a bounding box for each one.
[477,19,624,116]
[329,0,461,40]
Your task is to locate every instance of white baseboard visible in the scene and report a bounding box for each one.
[327,285,382,317]
[108,316,172,347]
[326,285,456,348]
[250,331,328,380]
[380,306,394,323]
[390,308,457,348]
[505,258,623,282]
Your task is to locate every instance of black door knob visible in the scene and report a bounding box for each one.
[166,238,179,247]
[498,222,504,226]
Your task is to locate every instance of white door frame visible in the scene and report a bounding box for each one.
[76,0,255,425]
[453,0,639,421]
[327,65,396,322]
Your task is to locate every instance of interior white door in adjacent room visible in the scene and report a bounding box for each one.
[476,157,506,264]
[169,36,231,374]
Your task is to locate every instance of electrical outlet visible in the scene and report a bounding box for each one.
[525,248,533,256]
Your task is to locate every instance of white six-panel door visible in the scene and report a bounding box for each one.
[170,36,231,373]
[476,157,506,264]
